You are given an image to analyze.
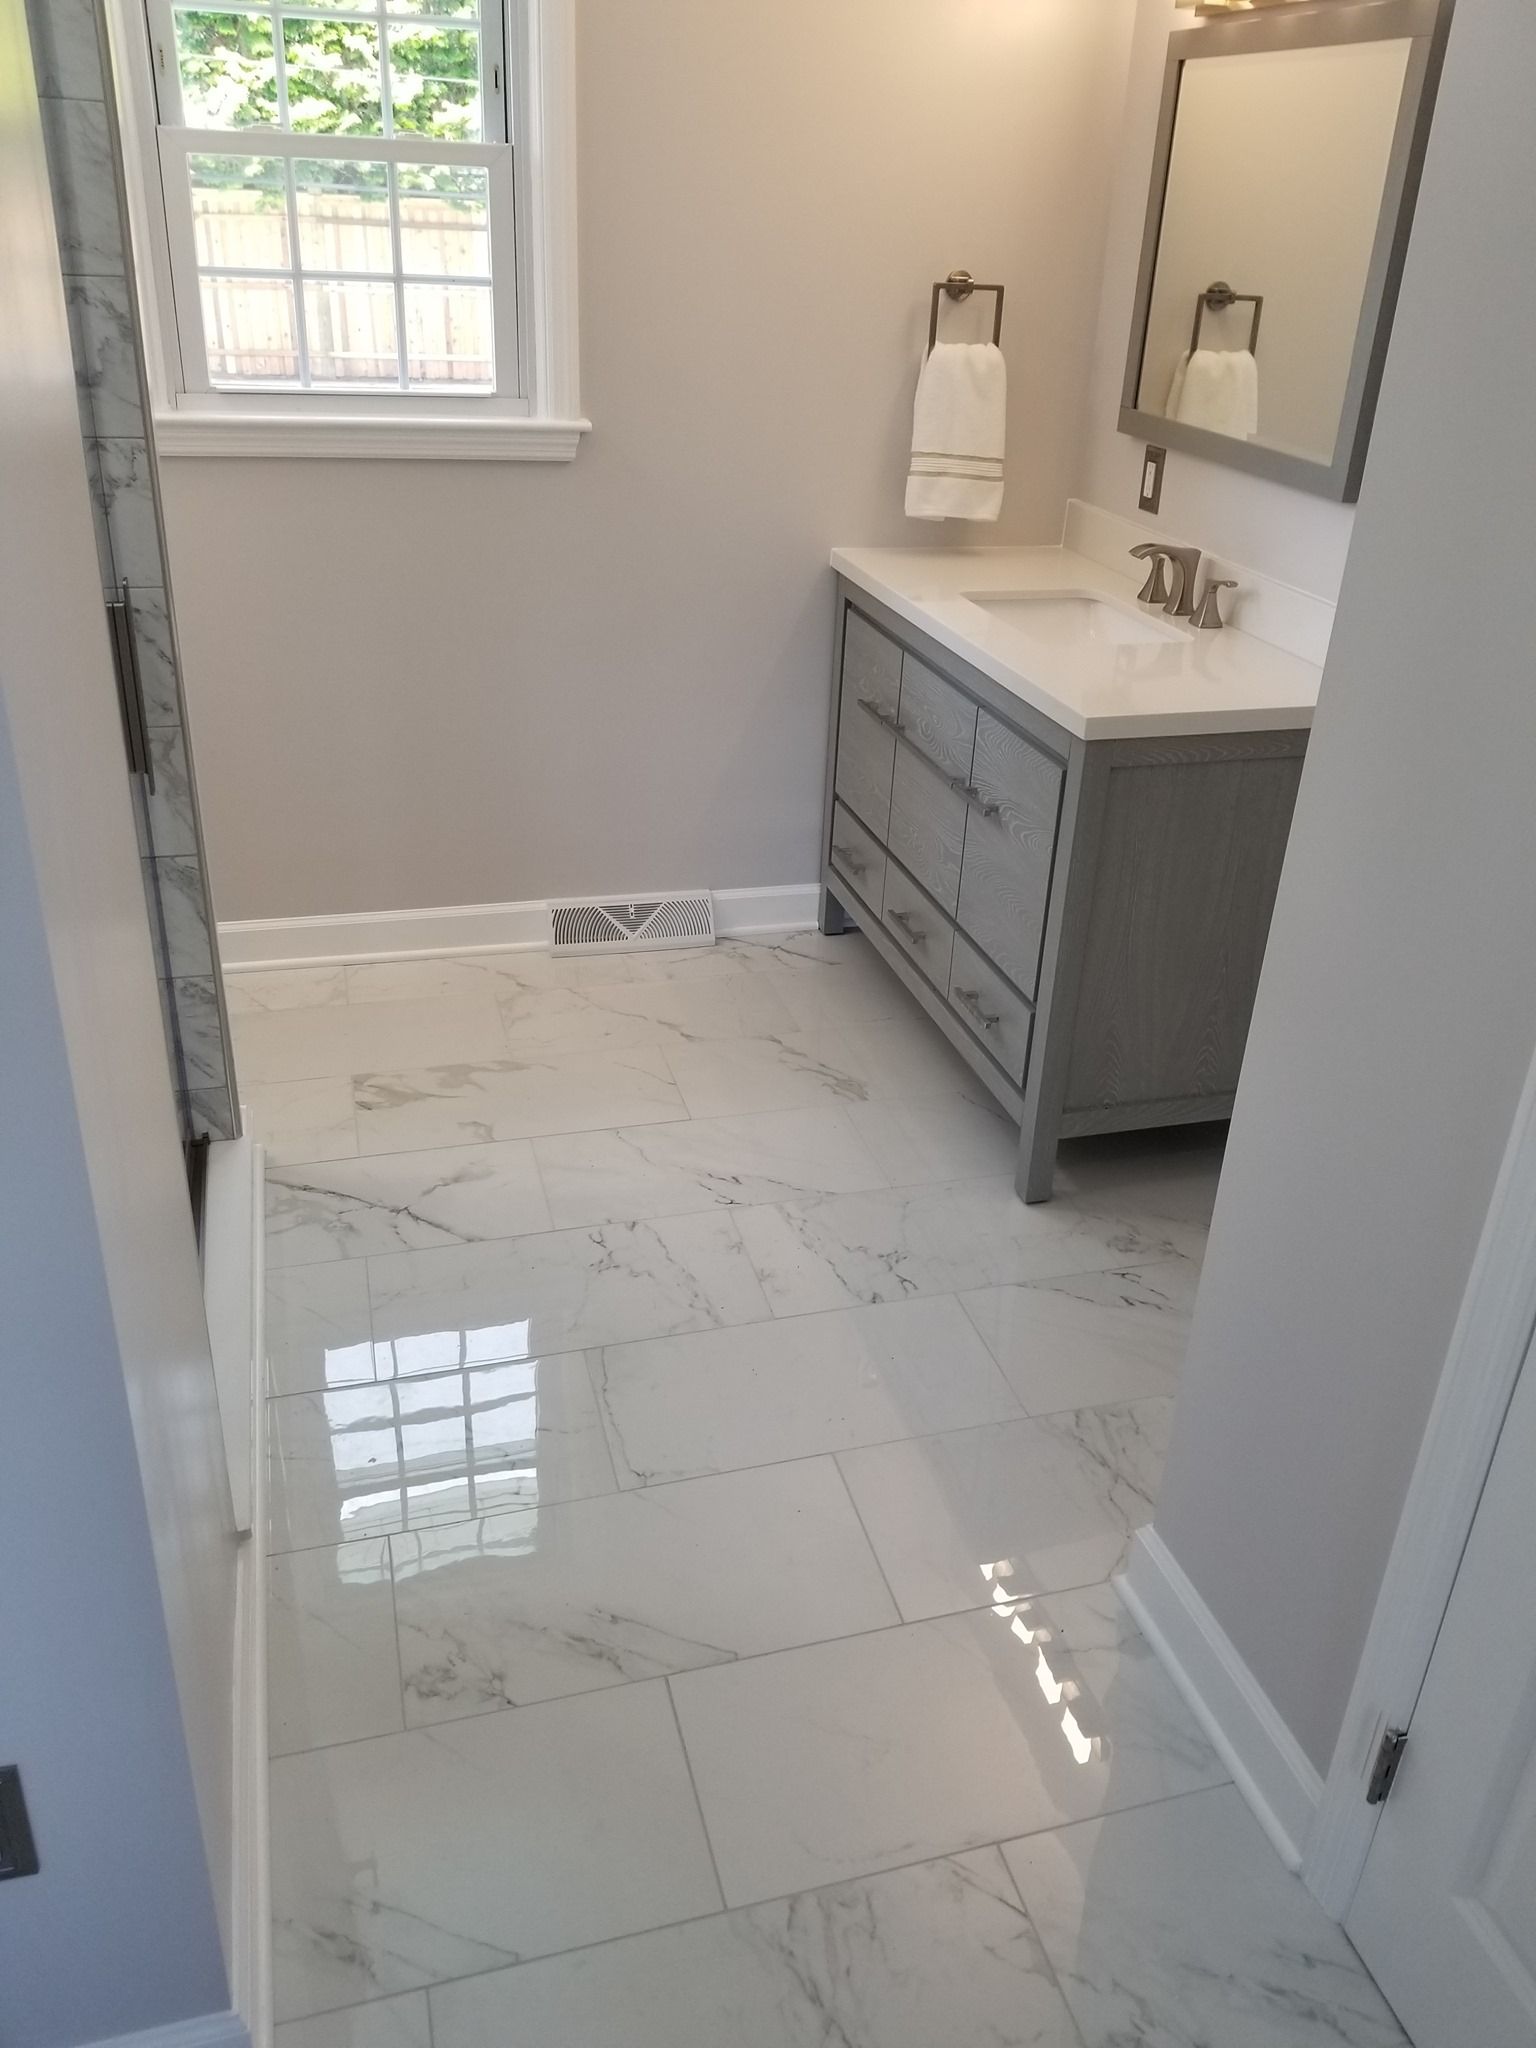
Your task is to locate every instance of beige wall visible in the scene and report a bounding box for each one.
[1148,0,1536,1775]
[163,0,1135,922]
[1076,0,1358,600]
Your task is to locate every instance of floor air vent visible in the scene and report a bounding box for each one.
[549,891,715,955]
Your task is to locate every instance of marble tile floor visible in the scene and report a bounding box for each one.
[247,933,1404,2048]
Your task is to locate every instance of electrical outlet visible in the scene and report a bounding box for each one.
[0,1766,39,1879]
[1139,444,1166,514]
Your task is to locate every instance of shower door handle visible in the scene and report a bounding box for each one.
[106,581,155,791]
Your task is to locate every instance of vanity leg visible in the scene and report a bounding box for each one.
[1017,1121,1059,1204]
[819,883,855,936]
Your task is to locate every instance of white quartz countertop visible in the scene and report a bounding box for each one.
[830,544,1321,742]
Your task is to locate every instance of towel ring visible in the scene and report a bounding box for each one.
[1190,281,1263,356]
[928,270,1005,354]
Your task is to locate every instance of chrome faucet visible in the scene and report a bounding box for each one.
[1128,542,1171,608]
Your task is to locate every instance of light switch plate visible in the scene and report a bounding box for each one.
[1139,445,1166,515]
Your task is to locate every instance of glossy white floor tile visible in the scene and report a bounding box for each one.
[258,932,1397,2048]
[836,1399,1172,1619]
[735,1178,1202,1318]
[389,1457,898,1719]
[267,1539,402,1755]
[226,964,348,1013]
[268,1353,616,1551]
[1004,1785,1407,2047]
[843,1090,1019,1185]
[352,1043,687,1150]
[590,1297,1022,1488]
[669,1593,1226,1907]
[428,1849,1083,2048]
[274,1992,430,2048]
[270,1682,722,2019]
[532,1104,886,1227]
[367,1209,771,1362]
[265,1260,375,1396]
[247,1076,358,1166]
[960,1263,1194,1415]
[265,1140,551,1267]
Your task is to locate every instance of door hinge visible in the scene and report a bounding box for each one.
[1366,1726,1408,1806]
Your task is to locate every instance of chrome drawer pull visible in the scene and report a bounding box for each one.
[889,909,926,946]
[857,696,902,734]
[831,843,867,877]
[954,986,1001,1031]
[949,776,1002,819]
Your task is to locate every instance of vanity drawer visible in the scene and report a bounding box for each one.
[948,933,1033,1086]
[834,610,902,836]
[888,745,968,915]
[956,710,1065,997]
[881,862,954,990]
[897,654,978,782]
[828,801,886,911]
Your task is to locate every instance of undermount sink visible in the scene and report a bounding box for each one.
[964,589,1184,649]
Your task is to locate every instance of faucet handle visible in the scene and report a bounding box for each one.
[1128,543,1171,607]
[1192,578,1236,631]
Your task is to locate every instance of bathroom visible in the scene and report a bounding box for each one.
[4,2,1536,2046]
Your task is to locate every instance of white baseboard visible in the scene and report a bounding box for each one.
[83,2012,252,2048]
[219,884,822,971]
[1117,1527,1323,1873]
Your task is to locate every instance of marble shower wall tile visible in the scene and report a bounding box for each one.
[28,0,104,99]
[265,1140,551,1267]
[590,1296,1022,1490]
[734,1178,1202,1319]
[428,1849,1084,2048]
[836,1399,1173,1620]
[94,436,163,587]
[270,1683,722,2019]
[38,96,123,273]
[1003,1784,1407,2048]
[155,853,213,977]
[366,1209,771,1363]
[65,274,143,437]
[189,1084,238,1142]
[669,1596,1226,1909]
[531,1105,887,1229]
[173,974,229,1090]
[128,584,181,726]
[146,726,199,857]
[390,1456,897,1720]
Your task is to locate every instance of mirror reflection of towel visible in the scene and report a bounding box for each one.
[1166,348,1258,439]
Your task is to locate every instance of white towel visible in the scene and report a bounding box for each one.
[1165,348,1258,440]
[905,341,1006,522]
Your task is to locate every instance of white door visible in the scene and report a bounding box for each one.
[1347,1329,1536,2045]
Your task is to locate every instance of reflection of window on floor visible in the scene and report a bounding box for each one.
[322,1355,545,1538]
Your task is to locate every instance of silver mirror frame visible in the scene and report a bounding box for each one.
[1118,0,1452,503]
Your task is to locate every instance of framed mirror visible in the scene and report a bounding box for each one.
[1119,0,1451,501]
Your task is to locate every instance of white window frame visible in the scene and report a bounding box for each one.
[106,0,584,459]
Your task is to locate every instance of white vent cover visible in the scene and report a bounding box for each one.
[549,891,715,955]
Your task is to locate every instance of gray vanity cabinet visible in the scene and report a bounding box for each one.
[820,581,1307,1200]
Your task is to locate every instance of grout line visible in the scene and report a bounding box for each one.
[261,1550,1177,1764]
[829,1453,906,1626]
[663,1676,728,1915]
[285,1785,1234,2033]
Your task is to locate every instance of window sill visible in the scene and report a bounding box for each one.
[151,411,591,462]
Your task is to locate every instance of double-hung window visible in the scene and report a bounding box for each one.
[129,0,582,454]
